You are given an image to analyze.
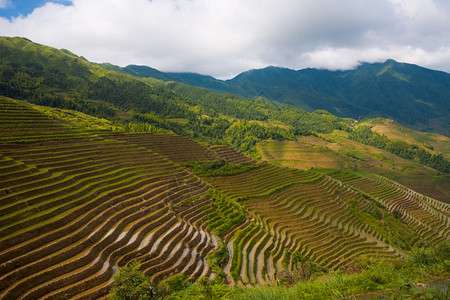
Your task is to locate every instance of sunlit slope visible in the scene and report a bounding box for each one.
[257,129,450,202]
[257,138,354,170]
[0,97,110,143]
[1,99,448,298]
[361,118,450,160]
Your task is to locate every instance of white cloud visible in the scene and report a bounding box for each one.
[303,46,450,71]
[0,0,449,78]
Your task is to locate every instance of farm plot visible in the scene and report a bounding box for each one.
[330,171,450,246]
[204,167,399,285]
[209,145,256,165]
[111,133,217,163]
[0,138,217,299]
[0,97,109,143]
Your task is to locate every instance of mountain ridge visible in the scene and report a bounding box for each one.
[120,60,450,135]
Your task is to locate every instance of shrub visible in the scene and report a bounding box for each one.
[109,261,154,300]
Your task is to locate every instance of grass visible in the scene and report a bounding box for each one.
[230,244,450,299]
[30,103,119,131]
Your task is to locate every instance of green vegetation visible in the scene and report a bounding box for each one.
[29,102,119,131]
[345,191,419,251]
[111,268,232,300]
[109,242,449,299]
[351,125,450,173]
[7,36,448,174]
[185,160,258,177]
[0,37,356,154]
[123,60,450,135]
[110,261,153,300]
[206,238,229,283]
[231,249,450,299]
[203,189,247,237]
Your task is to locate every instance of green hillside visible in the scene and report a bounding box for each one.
[0,37,449,299]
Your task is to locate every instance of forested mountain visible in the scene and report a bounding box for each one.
[122,60,450,135]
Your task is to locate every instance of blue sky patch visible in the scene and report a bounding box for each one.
[0,0,72,19]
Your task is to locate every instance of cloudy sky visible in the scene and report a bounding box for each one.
[1,0,450,79]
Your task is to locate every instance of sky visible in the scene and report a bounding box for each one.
[1,0,450,79]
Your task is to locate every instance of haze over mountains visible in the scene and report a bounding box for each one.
[121,60,450,135]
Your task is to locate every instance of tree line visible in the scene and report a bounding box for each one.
[351,125,449,173]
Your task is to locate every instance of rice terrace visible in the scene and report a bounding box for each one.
[0,35,449,299]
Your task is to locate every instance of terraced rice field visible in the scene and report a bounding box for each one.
[204,165,449,286]
[330,171,450,246]
[257,139,350,170]
[1,97,449,297]
[0,98,253,298]
[209,145,256,165]
[112,133,217,163]
[0,136,220,299]
[0,97,109,143]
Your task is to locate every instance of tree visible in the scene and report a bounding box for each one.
[110,261,154,300]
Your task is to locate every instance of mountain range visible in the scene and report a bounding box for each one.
[118,60,450,135]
